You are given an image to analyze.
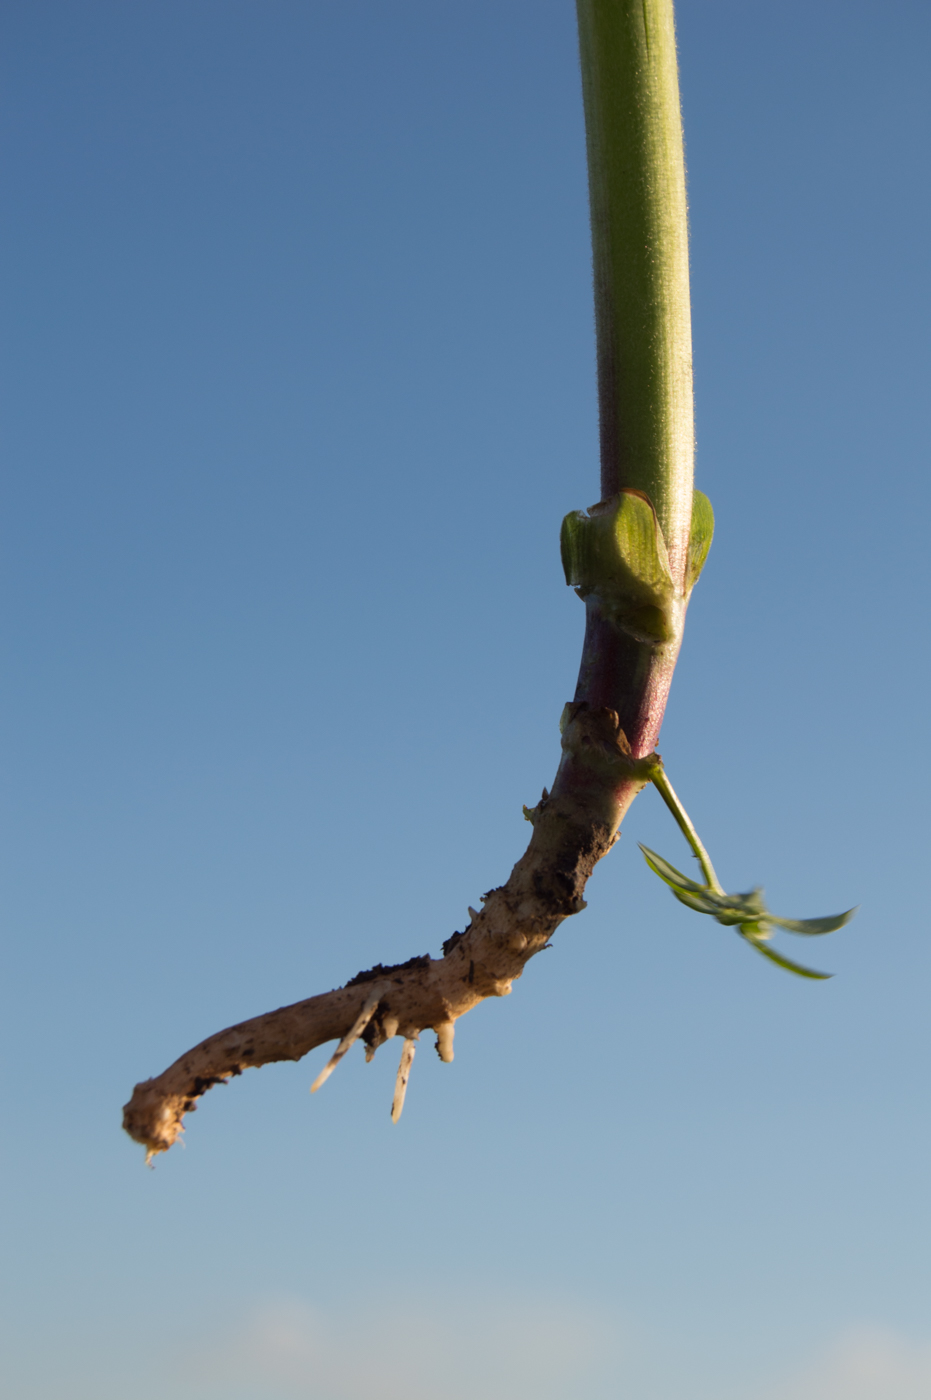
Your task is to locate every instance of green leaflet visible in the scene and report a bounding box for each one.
[560,489,673,593]
[638,841,853,981]
[766,910,857,936]
[561,486,713,644]
[686,490,714,590]
[561,489,676,642]
[741,935,832,980]
[602,489,673,595]
[638,845,707,895]
[671,887,723,915]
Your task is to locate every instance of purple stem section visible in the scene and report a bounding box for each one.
[573,599,680,759]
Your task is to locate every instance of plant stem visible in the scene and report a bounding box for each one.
[576,0,693,578]
[122,1,704,1160]
[650,768,723,893]
[571,0,693,777]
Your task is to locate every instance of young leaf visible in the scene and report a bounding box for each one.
[670,886,722,915]
[560,492,679,643]
[766,909,858,936]
[685,489,714,591]
[638,788,853,982]
[639,844,708,895]
[740,933,832,980]
[608,489,674,594]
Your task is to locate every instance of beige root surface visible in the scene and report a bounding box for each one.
[123,705,654,1161]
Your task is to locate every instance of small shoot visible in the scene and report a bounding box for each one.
[310,988,382,1093]
[640,767,856,978]
[391,1038,417,1123]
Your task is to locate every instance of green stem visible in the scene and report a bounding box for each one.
[650,768,723,893]
[576,0,693,586]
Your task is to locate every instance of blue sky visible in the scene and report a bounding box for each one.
[1,3,930,1397]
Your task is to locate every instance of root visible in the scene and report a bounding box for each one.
[122,704,652,1161]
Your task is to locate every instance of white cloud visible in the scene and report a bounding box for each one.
[17,1294,931,1400]
[756,1326,931,1400]
[181,1301,931,1400]
[188,1292,637,1400]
